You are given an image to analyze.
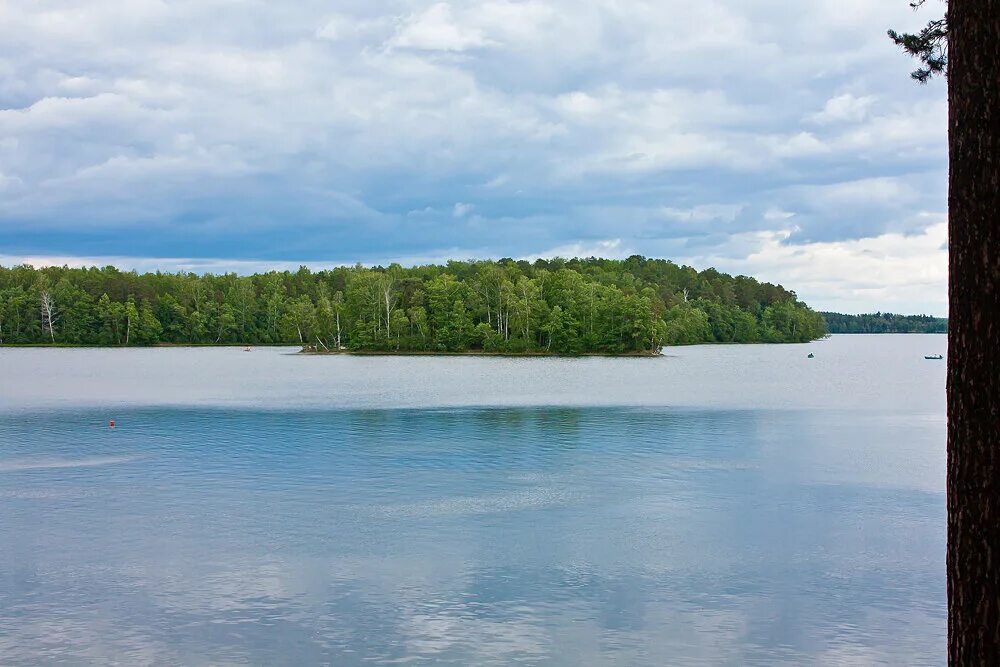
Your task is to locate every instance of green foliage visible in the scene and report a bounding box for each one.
[888,0,948,83]
[822,311,947,334]
[544,306,581,354]
[664,304,713,346]
[0,258,827,350]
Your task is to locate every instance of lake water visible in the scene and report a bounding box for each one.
[0,335,947,665]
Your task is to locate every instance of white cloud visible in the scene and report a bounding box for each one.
[807,93,876,125]
[801,177,918,208]
[0,0,949,313]
[770,131,830,158]
[390,3,493,52]
[763,207,795,221]
[0,172,24,193]
[660,204,742,224]
[523,238,628,260]
[678,222,948,315]
[482,174,509,188]
[1,216,948,315]
[314,14,393,42]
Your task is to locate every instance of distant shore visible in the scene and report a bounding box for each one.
[4,332,949,352]
[0,343,659,355]
[298,347,662,357]
[0,343,293,348]
[820,312,947,334]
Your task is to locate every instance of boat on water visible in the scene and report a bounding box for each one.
[807,353,814,358]
[924,354,943,360]
[244,346,252,352]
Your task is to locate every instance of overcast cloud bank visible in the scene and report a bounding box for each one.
[0,1,947,314]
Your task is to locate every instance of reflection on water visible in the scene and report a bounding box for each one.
[0,455,145,472]
[0,402,944,665]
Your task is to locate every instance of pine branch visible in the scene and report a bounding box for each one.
[888,0,948,83]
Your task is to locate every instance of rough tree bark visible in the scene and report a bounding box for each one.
[947,0,1000,662]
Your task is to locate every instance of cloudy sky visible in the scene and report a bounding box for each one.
[0,1,947,314]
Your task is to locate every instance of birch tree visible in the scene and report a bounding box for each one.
[39,289,58,343]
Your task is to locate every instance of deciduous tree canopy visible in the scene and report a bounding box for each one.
[821,312,947,334]
[0,257,827,353]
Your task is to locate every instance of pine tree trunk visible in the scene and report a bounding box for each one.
[947,1,1000,662]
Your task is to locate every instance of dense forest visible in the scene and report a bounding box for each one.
[0,258,827,354]
[821,312,948,334]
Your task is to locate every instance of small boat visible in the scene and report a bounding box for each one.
[924,354,943,360]
[244,346,252,352]
[807,353,814,358]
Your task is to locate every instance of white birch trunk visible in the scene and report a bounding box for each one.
[40,291,57,343]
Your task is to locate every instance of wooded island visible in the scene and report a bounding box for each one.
[821,311,947,334]
[0,257,827,354]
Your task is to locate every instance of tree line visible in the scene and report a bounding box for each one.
[821,311,947,334]
[0,257,827,353]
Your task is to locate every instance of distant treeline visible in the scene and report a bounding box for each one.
[822,311,948,334]
[0,257,826,353]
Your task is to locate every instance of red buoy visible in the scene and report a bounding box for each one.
[109,420,116,429]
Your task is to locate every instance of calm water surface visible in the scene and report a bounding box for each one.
[0,335,946,665]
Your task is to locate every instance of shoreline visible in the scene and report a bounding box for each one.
[1,335,903,353]
[0,343,295,349]
[299,348,663,358]
[0,342,659,355]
